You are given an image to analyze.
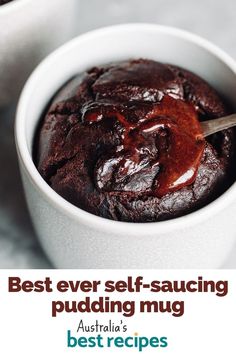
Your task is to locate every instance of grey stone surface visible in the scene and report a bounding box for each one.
[0,0,235,268]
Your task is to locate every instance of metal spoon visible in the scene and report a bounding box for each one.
[201,113,236,137]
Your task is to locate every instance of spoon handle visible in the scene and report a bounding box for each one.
[201,113,236,137]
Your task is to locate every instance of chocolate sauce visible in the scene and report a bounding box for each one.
[84,96,204,197]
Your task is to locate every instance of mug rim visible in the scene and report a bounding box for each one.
[15,23,236,236]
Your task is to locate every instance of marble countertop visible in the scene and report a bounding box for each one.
[0,0,235,268]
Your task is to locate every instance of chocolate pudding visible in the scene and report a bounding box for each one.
[35,59,235,222]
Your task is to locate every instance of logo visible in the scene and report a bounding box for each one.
[67,330,168,351]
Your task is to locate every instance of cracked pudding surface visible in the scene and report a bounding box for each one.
[35,59,235,222]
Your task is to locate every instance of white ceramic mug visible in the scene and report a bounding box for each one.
[15,24,236,269]
[0,0,78,107]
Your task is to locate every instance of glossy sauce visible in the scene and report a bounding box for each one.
[83,95,204,197]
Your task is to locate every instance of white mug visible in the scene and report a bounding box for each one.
[15,24,236,268]
[0,0,78,107]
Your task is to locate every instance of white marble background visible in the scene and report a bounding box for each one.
[0,0,236,268]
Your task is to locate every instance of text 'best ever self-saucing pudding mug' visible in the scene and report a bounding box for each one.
[15,24,236,268]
